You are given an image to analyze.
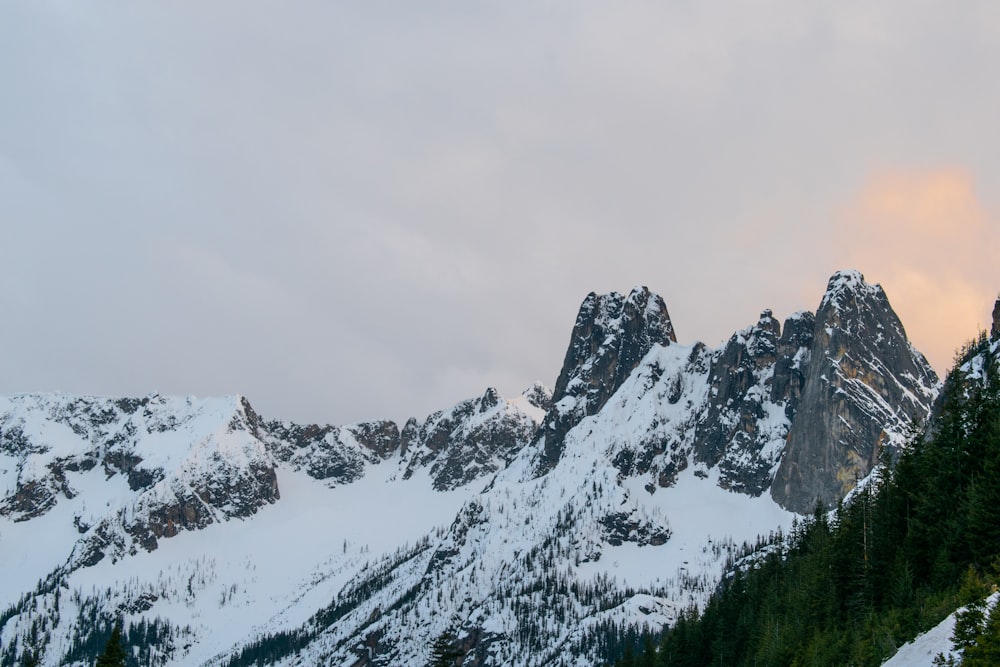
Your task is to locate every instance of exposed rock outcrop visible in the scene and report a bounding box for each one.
[403,386,546,491]
[771,270,938,512]
[266,419,401,484]
[1,383,549,570]
[266,385,546,492]
[536,287,676,472]
[692,310,806,495]
[771,311,815,410]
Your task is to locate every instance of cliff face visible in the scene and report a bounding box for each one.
[401,384,550,491]
[530,271,939,512]
[770,271,939,512]
[535,287,676,472]
[691,310,812,495]
[528,271,937,512]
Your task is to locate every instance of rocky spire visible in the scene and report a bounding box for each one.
[692,309,783,493]
[536,286,676,472]
[771,270,938,512]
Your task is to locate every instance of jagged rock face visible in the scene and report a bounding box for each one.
[521,381,554,413]
[403,386,546,490]
[537,287,676,471]
[351,420,403,459]
[771,271,939,512]
[265,422,366,482]
[1,396,139,521]
[572,342,704,488]
[595,308,812,496]
[0,477,61,521]
[1,395,154,521]
[694,313,780,469]
[1,384,548,575]
[599,510,671,547]
[269,386,545,493]
[265,419,401,484]
[97,400,281,559]
[693,310,803,495]
[772,311,815,409]
[0,394,285,566]
[127,454,280,553]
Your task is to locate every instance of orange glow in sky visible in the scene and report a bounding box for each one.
[841,168,999,374]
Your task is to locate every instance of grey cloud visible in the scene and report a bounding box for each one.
[2,1,999,424]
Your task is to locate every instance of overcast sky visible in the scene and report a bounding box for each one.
[2,2,999,425]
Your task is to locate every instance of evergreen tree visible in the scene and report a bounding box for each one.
[95,621,126,667]
[965,365,1000,567]
[637,635,656,667]
[427,630,462,667]
[963,599,1000,667]
[617,643,634,667]
[951,567,989,651]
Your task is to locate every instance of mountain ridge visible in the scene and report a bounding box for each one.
[0,270,944,666]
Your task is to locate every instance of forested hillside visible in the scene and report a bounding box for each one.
[618,329,1000,667]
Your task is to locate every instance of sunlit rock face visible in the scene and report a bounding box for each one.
[771,270,938,512]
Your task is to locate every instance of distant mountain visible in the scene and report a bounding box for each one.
[0,271,939,667]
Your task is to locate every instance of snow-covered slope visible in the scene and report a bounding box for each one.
[258,272,936,666]
[881,592,1000,667]
[0,271,940,666]
[0,387,547,666]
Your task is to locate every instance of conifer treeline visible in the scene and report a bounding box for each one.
[618,333,1000,667]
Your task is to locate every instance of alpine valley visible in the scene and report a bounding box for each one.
[0,270,955,666]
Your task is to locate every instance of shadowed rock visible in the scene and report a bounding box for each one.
[771,270,938,512]
[535,287,676,472]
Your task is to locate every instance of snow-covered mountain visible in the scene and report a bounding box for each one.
[0,271,940,666]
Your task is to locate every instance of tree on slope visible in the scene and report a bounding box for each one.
[95,621,126,667]
[951,568,990,652]
[427,630,462,667]
[962,598,1000,666]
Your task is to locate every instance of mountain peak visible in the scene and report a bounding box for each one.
[772,271,938,511]
[755,309,780,336]
[819,269,882,311]
[478,387,501,412]
[520,382,553,410]
[535,287,676,472]
[625,286,678,346]
[555,288,677,391]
